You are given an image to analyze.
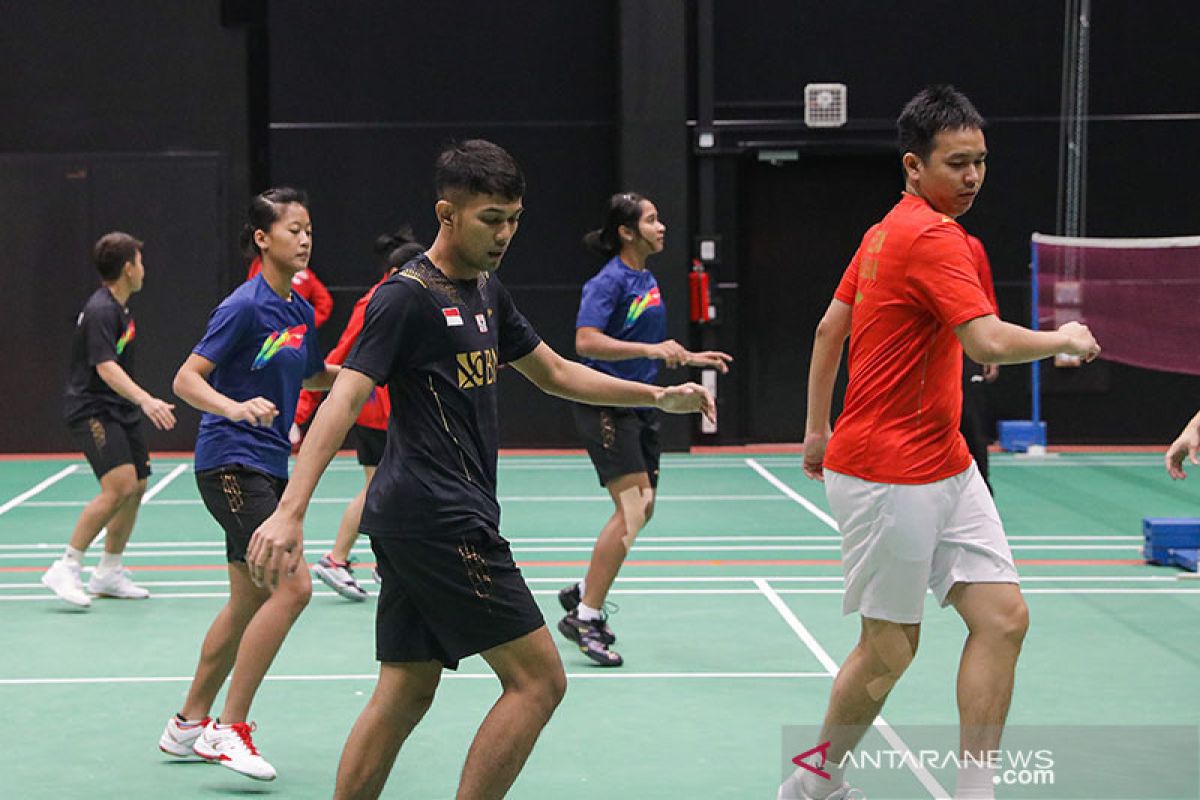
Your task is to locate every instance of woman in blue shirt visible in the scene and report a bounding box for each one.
[158,188,334,781]
[557,192,731,666]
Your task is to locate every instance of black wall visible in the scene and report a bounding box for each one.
[2,1,1196,453]
[705,0,1200,444]
[266,3,622,447]
[0,1,250,452]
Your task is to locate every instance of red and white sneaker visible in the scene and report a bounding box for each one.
[193,719,277,781]
[158,714,211,758]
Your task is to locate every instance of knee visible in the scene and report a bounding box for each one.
[103,473,141,504]
[537,666,568,715]
[643,499,656,524]
[277,572,312,613]
[996,599,1030,646]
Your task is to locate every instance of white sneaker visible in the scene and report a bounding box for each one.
[312,554,368,601]
[778,770,866,799]
[159,714,211,758]
[193,720,276,781]
[41,559,91,608]
[88,567,150,599]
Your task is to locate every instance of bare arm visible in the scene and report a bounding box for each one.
[803,299,852,481]
[172,353,279,427]
[577,327,732,372]
[302,363,340,391]
[95,360,176,430]
[247,368,376,587]
[955,315,1099,365]
[513,342,714,421]
[1166,408,1200,480]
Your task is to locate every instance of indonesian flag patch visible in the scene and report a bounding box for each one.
[442,307,464,326]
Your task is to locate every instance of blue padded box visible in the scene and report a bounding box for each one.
[997,420,1047,453]
[1175,549,1199,572]
[1142,518,1200,566]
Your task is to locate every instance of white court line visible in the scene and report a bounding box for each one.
[96,462,190,545]
[0,465,79,516]
[0,575,1182,591]
[744,458,839,530]
[22,493,790,508]
[7,587,1199,602]
[0,671,829,686]
[755,578,951,800]
[0,534,1141,551]
[0,543,1146,560]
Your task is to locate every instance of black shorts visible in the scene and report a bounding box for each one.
[195,466,287,563]
[67,414,151,481]
[353,425,387,467]
[371,529,545,670]
[572,404,661,489]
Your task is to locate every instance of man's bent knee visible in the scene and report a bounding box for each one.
[862,619,919,701]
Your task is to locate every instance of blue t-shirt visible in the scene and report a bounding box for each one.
[576,256,667,385]
[192,275,324,478]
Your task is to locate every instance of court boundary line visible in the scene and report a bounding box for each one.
[0,464,78,516]
[744,458,839,530]
[754,578,950,799]
[0,670,832,686]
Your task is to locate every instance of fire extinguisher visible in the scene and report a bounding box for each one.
[689,260,711,323]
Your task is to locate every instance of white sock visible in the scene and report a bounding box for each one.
[955,763,996,799]
[63,546,85,566]
[799,760,846,799]
[98,552,122,572]
[577,579,587,596]
[577,602,603,622]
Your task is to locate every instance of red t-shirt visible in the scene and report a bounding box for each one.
[294,274,391,430]
[246,257,333,327]
[966,235,1000,315]
[824,193,995,484]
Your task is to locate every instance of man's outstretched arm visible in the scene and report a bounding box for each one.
[246,368,376,588]
[512,342,715,422]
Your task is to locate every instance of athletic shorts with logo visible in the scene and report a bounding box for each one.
[825,463,1019,624]
[371,528,545,669]
[68,414,151,480]
[195,466,287,563]
[573,404,661,488]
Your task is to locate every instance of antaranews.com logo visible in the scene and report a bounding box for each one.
[781,725,1198,799]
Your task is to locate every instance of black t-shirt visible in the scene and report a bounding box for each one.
[344,256,541,538]
[63,287,140,425]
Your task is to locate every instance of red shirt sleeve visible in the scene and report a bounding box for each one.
[833,253,860,305]
[325,290,372,366]
[295,269,333,327]
[905,225,995,328]
[245,256,262,281]
[966,235,1000,315]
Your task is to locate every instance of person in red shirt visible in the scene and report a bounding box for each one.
[308,227,425,601]
[961,235,1001,493]
[246,254,333,327]
[781,86,1100,800]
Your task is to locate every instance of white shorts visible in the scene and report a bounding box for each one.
[825,463,1019,624]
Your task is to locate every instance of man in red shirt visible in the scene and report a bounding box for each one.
[781,86,1100,800]
[961,235,1000,492]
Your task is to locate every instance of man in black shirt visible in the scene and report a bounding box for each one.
[249,140,714,799]
[43,232,176,608]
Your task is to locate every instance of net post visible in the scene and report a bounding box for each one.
[1030,236,1041,424]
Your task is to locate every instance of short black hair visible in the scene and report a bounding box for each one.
[93,231,143,282]
[897,85,985,161]
[435,139,525,202]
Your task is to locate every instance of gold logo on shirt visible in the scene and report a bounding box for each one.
[457,348,497,389]
[859,229,887,282]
